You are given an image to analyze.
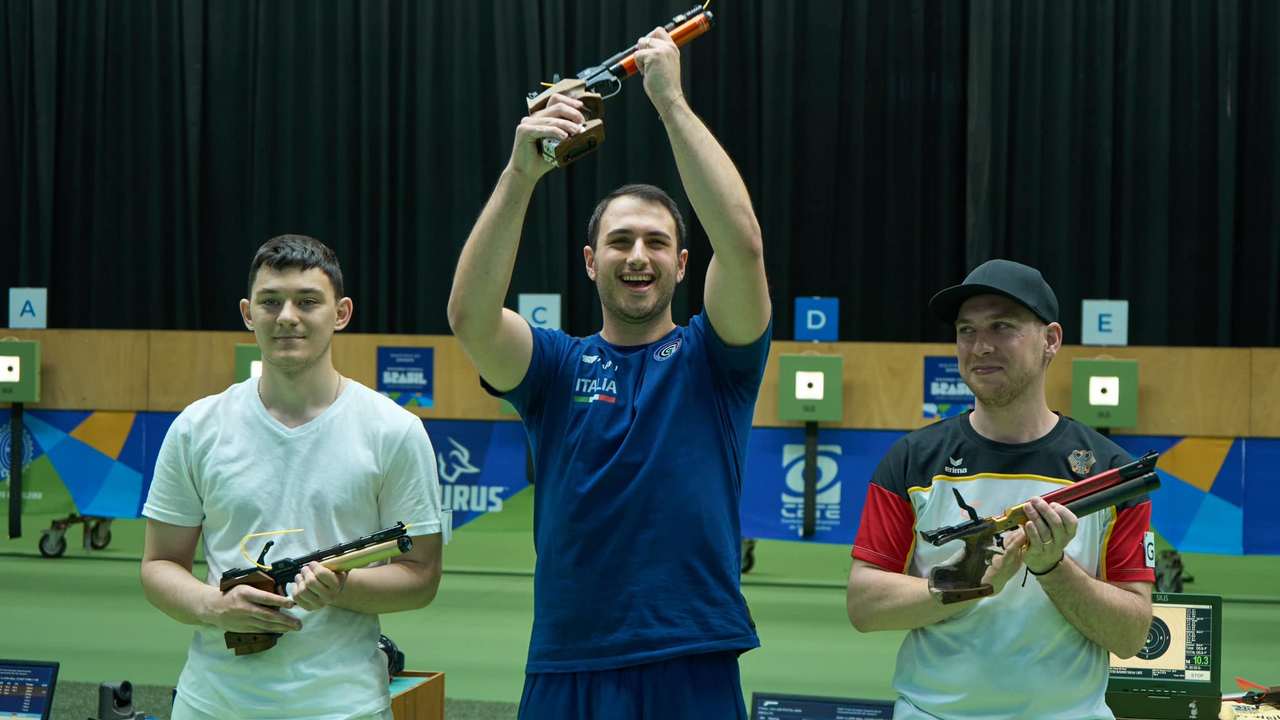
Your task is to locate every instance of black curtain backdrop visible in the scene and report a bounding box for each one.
[2,0,1277,345]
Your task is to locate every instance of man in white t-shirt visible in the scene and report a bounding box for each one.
[141,234,444,720]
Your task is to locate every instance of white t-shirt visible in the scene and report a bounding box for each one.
[143,378,443,720]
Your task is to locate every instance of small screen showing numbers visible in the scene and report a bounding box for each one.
[1109,603,1214,682]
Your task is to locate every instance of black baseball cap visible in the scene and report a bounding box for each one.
[929,259,1059,324]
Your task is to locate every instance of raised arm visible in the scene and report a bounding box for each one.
[634,27,770,345]
[447,95,589,391]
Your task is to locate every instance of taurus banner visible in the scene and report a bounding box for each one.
[421,419,530,528]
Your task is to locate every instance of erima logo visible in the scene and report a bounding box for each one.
[944,456,968,475]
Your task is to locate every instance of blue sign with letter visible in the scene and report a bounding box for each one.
[377,347,434,409]
[794,297,839,341]
[1081,299,1130,346]
[923,356,973,419]
[518,293,561,330]
[8,287,48,329]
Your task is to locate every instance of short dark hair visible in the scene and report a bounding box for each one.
[247,234,344,298]
[585,184,687,252]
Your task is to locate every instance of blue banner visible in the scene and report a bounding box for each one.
[422,419,530,528]
[1244,439,1280,554]
[377,347,434,409]
[740,427,901,543]
[5,408,1278,555]
[923,356,973,419]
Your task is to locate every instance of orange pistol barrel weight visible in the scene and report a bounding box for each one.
[616,13,714,78]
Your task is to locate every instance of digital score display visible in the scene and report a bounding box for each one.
[1109,603,1214,683]
[0,662,57,720]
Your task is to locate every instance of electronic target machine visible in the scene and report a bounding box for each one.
[1106,592,1223,720]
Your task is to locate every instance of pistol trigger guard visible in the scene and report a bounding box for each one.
[596,76,623,100]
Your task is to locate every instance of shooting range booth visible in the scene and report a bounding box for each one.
[776,353,844,539]
[2,339,41,540]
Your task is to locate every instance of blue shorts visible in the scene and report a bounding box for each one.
[518,651,748,720]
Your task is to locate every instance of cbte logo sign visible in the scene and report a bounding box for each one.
[780,443,843,532]
[436,437,504,513]
[0,425,34,483]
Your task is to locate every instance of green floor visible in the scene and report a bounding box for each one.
[3,489,1279,718]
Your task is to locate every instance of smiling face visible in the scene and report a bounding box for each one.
[584,194,688,329]
[955,294,1060,409]
[240,266,351,374]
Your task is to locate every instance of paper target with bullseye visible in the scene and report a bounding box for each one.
[1137,616,1173,660]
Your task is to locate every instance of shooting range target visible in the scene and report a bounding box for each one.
[1137,616,1173,660]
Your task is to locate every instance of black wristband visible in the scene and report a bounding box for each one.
[1027,555,1064,576]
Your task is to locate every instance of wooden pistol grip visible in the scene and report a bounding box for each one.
[220,571,283,655]
[219,570,276,594]
[527,79,604,120]
[225,631,281,655]
[931,585,994,604]
[541,120,605,167]
[927,535,997,605]
[527,79,606,167]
